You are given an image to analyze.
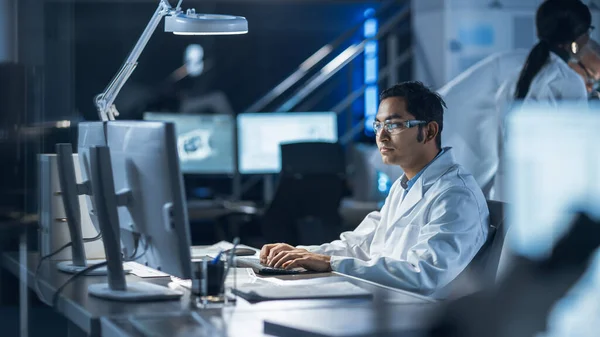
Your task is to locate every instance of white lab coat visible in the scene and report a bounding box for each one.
[492,52,588,202]
[299,148,489,299]
[439,50,529,197]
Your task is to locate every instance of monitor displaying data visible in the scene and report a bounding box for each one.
[237,112,338,174]
[143,112,235,174]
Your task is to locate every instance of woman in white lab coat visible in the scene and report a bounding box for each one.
[492,0,593,202]
[439,50,528,198]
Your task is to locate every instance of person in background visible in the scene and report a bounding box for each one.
[260,81,489,299]
[492,0,593,201]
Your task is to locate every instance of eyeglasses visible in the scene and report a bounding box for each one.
[373,120,426,134]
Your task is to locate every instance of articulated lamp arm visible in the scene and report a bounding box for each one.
[93,0,247,121]
[94,0,179,121]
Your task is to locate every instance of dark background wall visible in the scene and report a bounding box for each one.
[38,1,386,121]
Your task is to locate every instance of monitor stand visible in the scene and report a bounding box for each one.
[57,260,108,275]
[88,282,182,301]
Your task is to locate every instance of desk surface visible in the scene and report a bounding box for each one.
[3,252,436,337]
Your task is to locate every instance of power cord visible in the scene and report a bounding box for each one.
[51,236,150,309]
[125,238,149,262]
[51,261,109,310]
[34,233,103,306]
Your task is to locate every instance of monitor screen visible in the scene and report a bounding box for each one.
[505,102,600,261]
[504,103,600,337]
[237,112,338,174]
[143,112,235,174]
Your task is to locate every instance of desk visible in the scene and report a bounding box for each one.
[2,252,437,337]
[101,302,436,337]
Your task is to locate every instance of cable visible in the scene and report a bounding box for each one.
[34,233,103,306]
[35,242,72,305]
[52,261,109,310]
[83,232,102,242]
[125,238,149,262]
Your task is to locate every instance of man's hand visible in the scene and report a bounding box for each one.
[260,243,332,272]
[260,243,295,264]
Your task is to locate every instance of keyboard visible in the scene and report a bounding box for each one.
[235,257,303,275]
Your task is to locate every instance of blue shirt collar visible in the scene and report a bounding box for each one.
[401,147,447,192]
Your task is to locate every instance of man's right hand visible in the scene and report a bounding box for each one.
[260,243,295,265]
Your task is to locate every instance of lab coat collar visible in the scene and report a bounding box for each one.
[397,147,456,217]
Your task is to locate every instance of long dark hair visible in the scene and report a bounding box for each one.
[515,0,591,99]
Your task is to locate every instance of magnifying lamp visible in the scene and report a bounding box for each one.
[94,0,248,121]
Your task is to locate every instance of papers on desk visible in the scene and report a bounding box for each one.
[170,267,259,291]
[231,281,373,303]
[190,241,258,259]
[123,262,171,278]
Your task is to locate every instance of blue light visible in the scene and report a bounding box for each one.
[362,8,378,136]
[365,86,378,115]
[364,86,378,132]
[365,41,378,55]
[363,19,378,38]
[365,57,378,83]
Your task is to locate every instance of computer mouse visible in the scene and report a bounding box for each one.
[224,247,257,256]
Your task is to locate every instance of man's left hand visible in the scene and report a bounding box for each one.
[267,249,332,272]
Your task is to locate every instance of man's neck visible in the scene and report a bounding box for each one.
[402,148,441,180]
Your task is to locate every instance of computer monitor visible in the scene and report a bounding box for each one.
[54,143,107,275]
[504,102,600,336]
[87,121,192,301]
[48,122,111,275]
[76,122,106,235]
[505,102,600,261]
[237,112,338,174]
[77,122,137,259]
[143,112,235,175]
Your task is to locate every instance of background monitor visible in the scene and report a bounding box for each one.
[143,112,235,175]
[237,112,338,174]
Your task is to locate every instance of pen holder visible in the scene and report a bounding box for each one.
[192,259,225,297]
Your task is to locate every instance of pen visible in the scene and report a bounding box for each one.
[211,250,223,264]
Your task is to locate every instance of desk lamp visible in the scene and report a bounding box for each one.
[94,0,248,121]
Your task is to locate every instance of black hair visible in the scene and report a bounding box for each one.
[515,0,591,99]
[379,81,446,149]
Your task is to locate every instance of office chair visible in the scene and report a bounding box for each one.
[218,142,347,247]
[451,200,508,298]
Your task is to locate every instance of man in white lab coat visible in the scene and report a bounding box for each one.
[260,81,489,298]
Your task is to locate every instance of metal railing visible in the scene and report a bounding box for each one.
[275,6,410,113]
[243,0,406,113]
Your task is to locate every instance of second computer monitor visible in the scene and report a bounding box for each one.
[143,112,235,175]
[237,112,338,174]
[106,121,192,279]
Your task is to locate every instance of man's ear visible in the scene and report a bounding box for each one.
[425,122,439,143]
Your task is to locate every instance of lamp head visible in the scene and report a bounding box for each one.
[164,9,248,35]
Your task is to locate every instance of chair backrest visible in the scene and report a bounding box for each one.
[482,200,508,281]
[451,200,508,297]
[261,142,346,245]
[280,142,345,175]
